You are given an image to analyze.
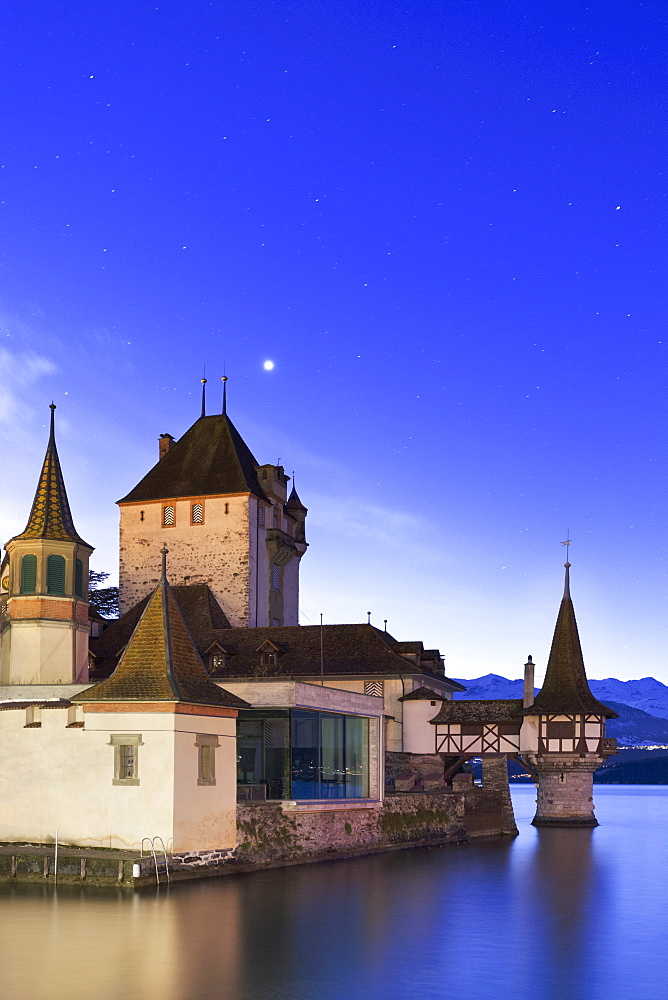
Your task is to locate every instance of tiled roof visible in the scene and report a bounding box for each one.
[77,578,247,708]
[118,413,269,504]
[521,565,617,718]
[431,699,524,724]
[91,588,460,689]
[10,406,91,547]
[399,687,448,701]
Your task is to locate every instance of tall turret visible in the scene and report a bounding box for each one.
[521,560,617,826]
[0,405,93,685]
[117,383,308,627]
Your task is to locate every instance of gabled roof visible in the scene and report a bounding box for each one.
[118,414,269,504]
[521,564,617,718]
[90,589,460,689]
[76,571,247,709]
[431,699,524,725]
[10,405,92,548]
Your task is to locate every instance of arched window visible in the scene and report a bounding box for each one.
[47,555,66,595]
[20,554,37,594]
[75,559,84,597]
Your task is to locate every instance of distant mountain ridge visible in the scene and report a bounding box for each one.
[451,674,668,746]
[452,674,668,719]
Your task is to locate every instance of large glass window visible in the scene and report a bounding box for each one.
[237,709,369,800]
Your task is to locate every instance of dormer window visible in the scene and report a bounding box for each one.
[163,505,175,527]
[209,652,227,673]
[261,651,278,666]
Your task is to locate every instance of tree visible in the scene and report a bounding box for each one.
[88,570,119,619]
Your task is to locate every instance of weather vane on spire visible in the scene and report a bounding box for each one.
[561,531,572,562]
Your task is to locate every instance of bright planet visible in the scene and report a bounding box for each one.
[263,360,275,370]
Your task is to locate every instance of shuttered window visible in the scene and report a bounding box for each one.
[191,503,203,524]
[163,505,175,526]
[20,554,37,594]
[75,559,84,597]
[546,721,575,739]
[47,555,66,595]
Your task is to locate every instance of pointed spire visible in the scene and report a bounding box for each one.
[201,378,207,418]
[522,560,616,718]
[221,375,228,416]
[10,404,91,547]
[74,549,247,709]
[286,482,308,513]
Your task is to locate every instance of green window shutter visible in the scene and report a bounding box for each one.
[47,555,66,595]
[20,555,37,594]
[75,559,83,597]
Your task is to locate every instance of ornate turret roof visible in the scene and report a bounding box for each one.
[9,405,92,548]
[521,563,617,718]
[75,550,248,709]
[118,413,269,504]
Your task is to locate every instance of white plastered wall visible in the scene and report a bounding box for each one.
[402,700,441,753]
[0,707,238,852]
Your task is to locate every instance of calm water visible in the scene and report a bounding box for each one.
[1,787,667,1000]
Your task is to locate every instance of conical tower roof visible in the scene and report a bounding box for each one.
[522,563,617,718]
[10,405,91,548]
[285,484,307,513]
[74,549,248,709]
[119,413,269,504]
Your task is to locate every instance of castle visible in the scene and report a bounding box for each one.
[0,392,618,870]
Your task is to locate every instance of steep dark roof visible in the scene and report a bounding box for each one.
[77,577,247,709]
[285,485,308,513]
[431,699,524,724]
[10,405,91,548]
[399,687,448,702]
[91,589,460,689]
[91,584,231,669]
[521,564,617,718]
[119,414,269,504]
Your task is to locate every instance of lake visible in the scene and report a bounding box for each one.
[1,786,667,1000]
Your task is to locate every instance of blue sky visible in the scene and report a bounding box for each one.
[1,1,666,681]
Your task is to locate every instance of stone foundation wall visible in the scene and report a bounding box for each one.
[235,793,468,865]
[385,751,470,793]
[480,756,518,834]
[526,754,602,826]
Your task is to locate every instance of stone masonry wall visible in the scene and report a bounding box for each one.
[527,754,601,826]
[234,793,468,865]
[119,495,252,623]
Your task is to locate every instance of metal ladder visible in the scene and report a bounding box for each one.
[141,836,170,886]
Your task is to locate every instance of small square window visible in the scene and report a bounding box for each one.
[110,734,143,785]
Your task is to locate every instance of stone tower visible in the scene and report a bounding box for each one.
[0,405,93,685]
[521,562,617,826]
[117,391,307,627]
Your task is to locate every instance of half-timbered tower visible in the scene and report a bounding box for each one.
[117,387,307,628]
[0,405,93,685]
[520,561,617,826]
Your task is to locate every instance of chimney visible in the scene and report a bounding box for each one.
[159,434,175,460]
[523,655,535,708]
